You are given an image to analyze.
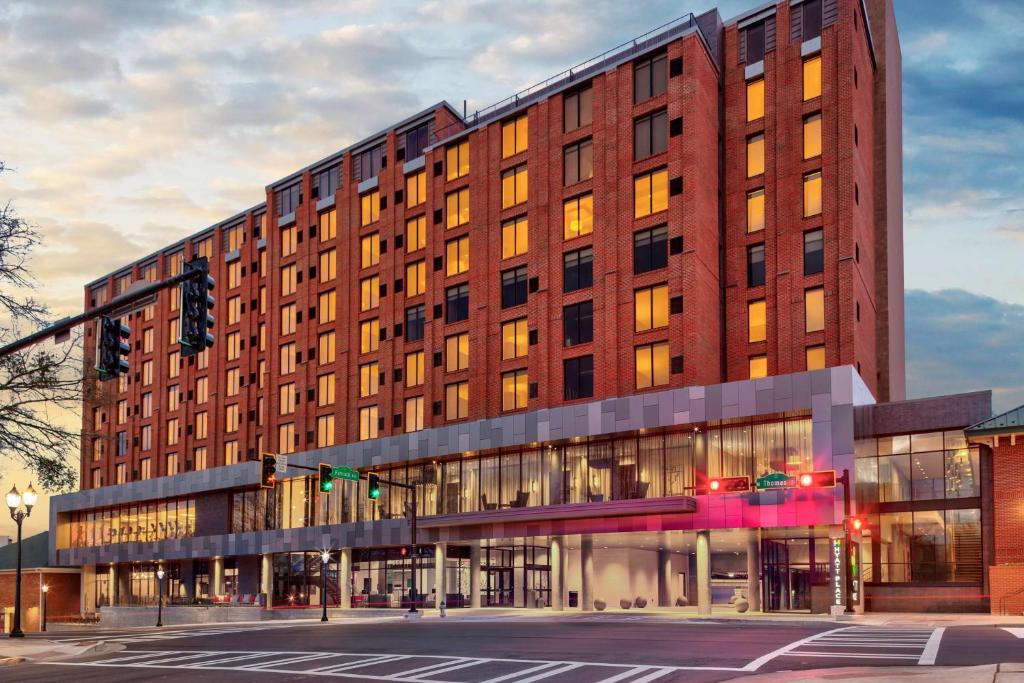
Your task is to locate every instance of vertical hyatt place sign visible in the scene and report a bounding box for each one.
[830,536,845,611]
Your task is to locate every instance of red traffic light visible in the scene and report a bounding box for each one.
[399,546,408,557]
[707,476,750,494]
[796,470,837,488]
[850,516,864,532]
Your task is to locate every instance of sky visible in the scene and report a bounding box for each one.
[0,0,1022,539]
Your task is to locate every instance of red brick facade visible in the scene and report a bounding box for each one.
[989,438,1024,614]
[0,570,80,634]
[79,0,900,490]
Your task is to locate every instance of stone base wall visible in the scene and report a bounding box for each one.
[990,565,1024,616]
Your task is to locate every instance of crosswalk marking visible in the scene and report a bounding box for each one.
[767,627,940,666]
[1003,627,1024,638]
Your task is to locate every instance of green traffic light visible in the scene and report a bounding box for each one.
[321,480,333,493]
[369,487,380,499]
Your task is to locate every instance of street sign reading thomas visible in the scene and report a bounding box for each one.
[755,472,796,490]
[330,466,360,482]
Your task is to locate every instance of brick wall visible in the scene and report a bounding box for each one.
[0,571,80,633]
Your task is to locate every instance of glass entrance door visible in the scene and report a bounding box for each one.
[485,568,514,606]
[762,538,811,612]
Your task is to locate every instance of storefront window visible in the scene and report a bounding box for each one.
[874,508,981,583]
[855,431,980,503]
[65,497,196,548]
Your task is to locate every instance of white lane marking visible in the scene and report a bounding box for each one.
[628,668,675,683]
[135,651,230,666]
[188,652,284,667]
[918,627,946,665]
[92,650,190,664]
[390,657,471,678]
[800,642,931,648]
[1003,628,1024,639]
[315,654,412,673]
[477,661,563,683]
[237,652,339,669]
[510,662,582,683]
[779,652,921,659]
[306,655,398,673]
[742,627,851,671]
[592,666,653,683]
[402,659,487,680]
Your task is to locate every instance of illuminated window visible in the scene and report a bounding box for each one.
[196,376,208,404]
[167,418,179,446]
[168,318,179,347]
[747,189,765,233]
[117,399,127,424]
[446,236,469,276]
[803,171,822,217]
[281,264,297,296]
[258,360,266,388]
[406,351,425,387]
[446,382,469,420]
[165,454,177,476]
[803,113,822,159]
[748,300,766,343]
[227,261,241,289]
[225,223,245,251]
[226,367,240,396]
[168,385,179,411]
[501,114,528,158]
[406,171,427,207]
[406,216,427,253]
[360,233,380,268]
[143,327,154,353]
[405,397,424,433]
[747,134,765,177]
[259,286,266,314]
[141,392,152,418]
[747,78,764,121]
[317,415,335,447]
[446,188,470,228]
[634,169,668,218]
[278,423,295,454]
[360,275,380,311]
[280,342,296,374]
[195,237,213,259]
[195,412,208,439]
[805,287,825,332]
[803,56,822,100]
[318,332,336,364]
[501,369,528,411]
[319,210,337,241]
[501,216,528,259]
[280,303,296,335]
[195,447,208,471]
[360,319,380,354]
[359,362,379,397]
[564,194,593,239]
[446,140,470,180]
[279,383,296,415]
[225,332,240,361]
[406,260,426,297]
[225,404,240,433]
[318,290,336,324]
[806,345,826,370]
[281,225,297,257]
[446,333,469,371]
[226,296,241,325]
[501,165,528,209]
[749,355,768,379]
[634,52,667,103]
[634,284,669,332]
[501,318,528,360]
[142,359,153,386]
[360,190,380,226]
[359,406,379,441]
[116,463,127,484]
[635,342,669,389]
[319,249,336,282]
[168,350,180,379]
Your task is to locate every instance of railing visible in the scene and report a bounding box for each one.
[431,12,704,146]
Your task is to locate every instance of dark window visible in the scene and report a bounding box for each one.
[354,144,385,182]
[501,266,528,308]
[312,166,340,201]
[405,305,425,341]
[446,284,469,323]
[564,138,594,186]
[563,247,593,292]
[747,243,765,287]
[563,355,594,400]
[274,184,301,216]
[404,123,429,160]
[804,229,824,275]
[633,226,668,274]
[634,110,668,161]
[564,84,593,132]
[634,52,667,103]
[801,0,823,40]
[563,301,594,347]
[745,22,766,63]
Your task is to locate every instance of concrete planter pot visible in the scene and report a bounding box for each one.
[594,599,606,611]
[619,599,632,609]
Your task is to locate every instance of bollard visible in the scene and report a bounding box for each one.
[439,601,446,618]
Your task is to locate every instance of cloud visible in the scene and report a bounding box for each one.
[906,289,1024,413]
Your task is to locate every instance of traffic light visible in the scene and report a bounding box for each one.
[849,516,864,532]
[367,473,381,500]
[260,453,277,489]
[797,470,837,488]
[707,476,750,493]
[95,316,130,381]
[179,257,215,358]
[319,463,334,493]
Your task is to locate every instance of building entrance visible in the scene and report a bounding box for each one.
[481,543,551,607]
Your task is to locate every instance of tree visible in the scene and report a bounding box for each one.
[0,160,83,491]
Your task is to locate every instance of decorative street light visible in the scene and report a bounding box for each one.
[320,550,330,623]
[6,483,38,638]
[41,585,48,632]
[156,566,165,627]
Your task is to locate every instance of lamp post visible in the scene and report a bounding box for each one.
[156,566,165,627]
[41,585,48,632]
[6,483,38,638]
[320,551,330,622]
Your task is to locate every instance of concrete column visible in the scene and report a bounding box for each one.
[746,533,761,613]
[81,565,95,614]
[107,563,117,607]
[657,549,672,607]
[696,530,711,617]
[550,537,565,610]
[212,557,225,597]
[581,535,594,611]
[260,554,272,609]
[180,560,196,600]
[469,544,481,608]
[434,543,447,607]
[338,548,352,610]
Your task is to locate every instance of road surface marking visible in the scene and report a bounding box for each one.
[313,654,412,673]
[1003,628,1024,639]
[747,626,940,668]
[512,662,582,683]
[391,657,475,678]
[628,667,675,683]
[238,652,339,669]
[918,627,945,665]
[742,626,851,670]
[477,661,564,683]
[592,666,655,683]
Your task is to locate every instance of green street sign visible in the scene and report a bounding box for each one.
[331,466,360,482]
[755,472,796,490]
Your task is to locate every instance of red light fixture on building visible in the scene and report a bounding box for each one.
[796,470,837,488]
[706,476,750,493]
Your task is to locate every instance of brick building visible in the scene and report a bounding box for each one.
[44,0,1003,616]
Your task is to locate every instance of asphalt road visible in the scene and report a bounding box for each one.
[11,614,1024,683]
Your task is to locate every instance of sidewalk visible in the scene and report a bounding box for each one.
[0,639,123,665]
[728,663,1021,682]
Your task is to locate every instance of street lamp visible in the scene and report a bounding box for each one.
[6,483,37,638]
[41,585,48,632]
[320,551,330,623]
[156,566,165,627]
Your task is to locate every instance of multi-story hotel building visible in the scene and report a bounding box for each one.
[44,0,1007,617]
